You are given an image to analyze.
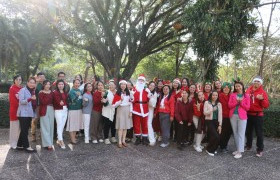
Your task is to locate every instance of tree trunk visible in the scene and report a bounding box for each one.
[258,2,275,77]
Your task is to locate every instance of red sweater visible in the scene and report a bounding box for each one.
[157,95,175,118]
[246,85,269,116]
[172,90,182,102]
[53,90,68,110]
[193,100,204,117]
[181,86,189,92]
[93,91,103,112]
[39,92,54,116]
[219,92,230,118]
[204,92,210,101]
[175,100,193,123]
[9,85,22,121]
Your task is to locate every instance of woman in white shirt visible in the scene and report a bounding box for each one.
[147,81,158,146]
[102,80,117,144]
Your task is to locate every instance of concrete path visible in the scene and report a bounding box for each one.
[0,128,279,180]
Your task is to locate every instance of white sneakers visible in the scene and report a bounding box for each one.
[234,153,242,159]
[206,150,215,156]
[232,151,238,155]
[92,140,98,144]
[85,139,89,144]
[194,145,203,152]
[104,139,111,145]
[99,139,104,143]
[149,142,156,146]
[160,143,169,148]
[111,137,117,143]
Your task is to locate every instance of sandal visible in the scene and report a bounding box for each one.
[118,144,123,148]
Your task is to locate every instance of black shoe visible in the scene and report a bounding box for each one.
[220,148,229,153]
[16,146,24,150]
[142,137,149,146]
[134,136,141,145]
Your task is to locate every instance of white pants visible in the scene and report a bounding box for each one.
[148,108,156,144]
[83,114,91,141]
[55,108,68,141]
[230,114,247,152]
[193,116,204,148]
[9,120,20,148]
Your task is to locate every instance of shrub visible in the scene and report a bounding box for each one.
[0,93,10,127]
[263,106,280,138]
[0,83,11,93]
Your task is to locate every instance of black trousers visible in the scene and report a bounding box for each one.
[220,118,232,149]
[205,120,220,153]
[246,115,264,151]
[185,123,195,143]
[170,120,179,140]
[17,117,32,148]
[103,115,116,139]
[177,121,187,145]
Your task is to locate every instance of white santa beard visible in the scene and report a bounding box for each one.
[136,81,145,91]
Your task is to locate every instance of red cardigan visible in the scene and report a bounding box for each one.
[172,90,182,102]
[157,95,175,118]
[53,90,68,110]
[246,85,269,116]
[9,85,22,121]
[93,91,103,112]
[175,100,193,123]
[219,92,230,118]
[39,92,54,116]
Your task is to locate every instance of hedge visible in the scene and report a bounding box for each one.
[0,93,279,137]
[0,83,11,93]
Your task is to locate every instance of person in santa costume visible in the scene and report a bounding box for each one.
[131,74,152,145]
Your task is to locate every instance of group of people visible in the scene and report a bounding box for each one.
[8,72,269,159]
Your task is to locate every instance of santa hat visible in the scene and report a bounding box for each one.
[252,76,263,85]
[138,74,146,81]
[119,79,127,85]
[173,78,181,85]
[109,79,115,83]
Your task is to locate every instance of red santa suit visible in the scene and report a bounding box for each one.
[132,75,150,137]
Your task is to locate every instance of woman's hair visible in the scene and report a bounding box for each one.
[13,75,22,84]
[233,81,245,95]
[203,82,212,92]
[75,74,83,84]
[171,80,181,91]
[194,91,204,104]
[161,85,172,100]
[148,81,156,95]
[208,90,219,105]
[42,80,51,90]
[221,82,232,93]
[116,83,130,96]
[27,77,36,83]
[187,84,196,95]
[56,79,65,92]
[181,78,190,87]
[213,80,221,90]
[73,79,81,84]
[83,83,93,94]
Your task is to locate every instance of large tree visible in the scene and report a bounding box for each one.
[33,0,190,79]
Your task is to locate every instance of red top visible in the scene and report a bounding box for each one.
[53,90,68,110]
[181,86,189,92]
[175,100,193,123]
[219,92,230,118]
[93,91,103,112]
[193,100,204,117]
[172,90,182,102]
[204,92,210,101]
[157,95,175,118]
[246,85,269,116]
[9,85,22,121]
[39,92,54,116]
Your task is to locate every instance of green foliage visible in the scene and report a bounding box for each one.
[264,107,280,138]
[0,93,9,127]
[183,0,259,81]
[0,83,11,93]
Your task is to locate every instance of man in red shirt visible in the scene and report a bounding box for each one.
[245,76,270,157]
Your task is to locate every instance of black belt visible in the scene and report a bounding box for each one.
[135,101,148,104]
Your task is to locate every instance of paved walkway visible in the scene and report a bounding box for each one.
[0,128,279,180]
